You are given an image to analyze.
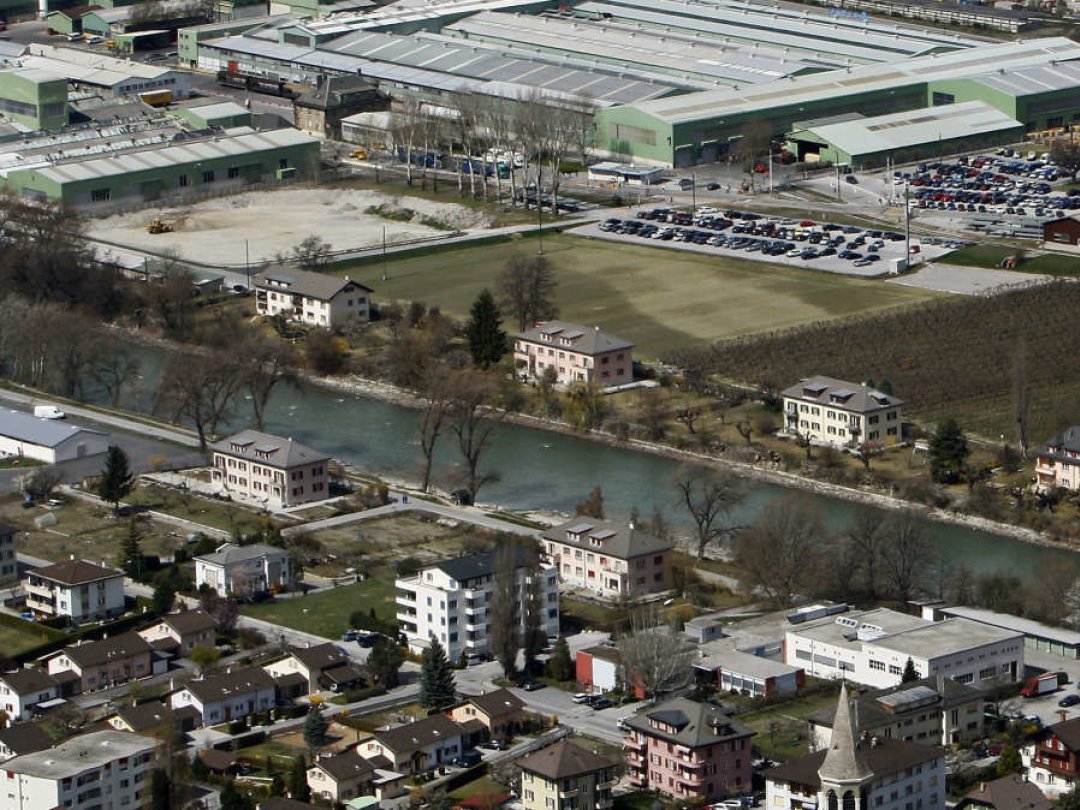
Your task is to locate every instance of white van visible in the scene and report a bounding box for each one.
[34,405,66,420]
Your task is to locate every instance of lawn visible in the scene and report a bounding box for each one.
[126,483,273,536]
[241,577,398,639]
[736,685,841,763]
[340,233,939,359]
[0,621,64,656]
[946,244,1080,276]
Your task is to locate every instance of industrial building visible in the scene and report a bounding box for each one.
[0,69,68,131]
[19,44,190,100]
[0,408,109,464]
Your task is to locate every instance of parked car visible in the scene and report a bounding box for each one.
[591,698,615,710]
[453,751,483,768]
[480,741,508,751]
[521,680,546,692]
[1059,694,1080,707]
[572,693,593,704]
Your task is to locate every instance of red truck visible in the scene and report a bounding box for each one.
[1021,672,1061,698]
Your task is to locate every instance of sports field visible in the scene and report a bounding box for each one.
[345,234,940,358]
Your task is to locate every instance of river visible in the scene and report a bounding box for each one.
[114,344,1077,579]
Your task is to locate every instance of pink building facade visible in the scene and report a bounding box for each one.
[540,518,671,600]
[623,698,754,802]
[514,321,633,387]
[1035,426,1080,492]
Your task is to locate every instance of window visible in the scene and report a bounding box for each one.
[202,170,215,183]
[179,174,189,187]
[91,188,111,202]
[228,167,240,179]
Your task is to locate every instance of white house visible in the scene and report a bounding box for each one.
[396,548,559,661]
[194,542,295,598]
[1,729,158,810]
[263,643,350,692]
[46,632,154,694]
[359,714,468,775]
[170,666,276,726]
[24,559,126,622]
[136,609,217,657]
[0,408,109,464]
[209,430,331,510]
[255,267,372,328]
[0,670,60,726]
[781,376,903,449]
[766,691,946,810]
[784,608,1024,688]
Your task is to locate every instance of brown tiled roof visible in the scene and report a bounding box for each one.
[315,748,376,782]
[519,740,617,781]
[541,518,671,561]
[0,668,58,695]
[199,749,237,771]
[465,688,524,719]
[184,667,275,703]
[62,632,152,669]
[289,642,349,672]
[1046,716,1080,751]
[374,714,465,757]
[765,740,944,791]
[321,665,365,686]
[30,559,121,586]
[161,609,217,636]
[961,776,1053,810]
[115,701,170,733]
[0,723,53,756]
[516,321,633,355]
[273,672,308,688]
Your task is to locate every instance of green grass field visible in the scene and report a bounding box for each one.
[0,621,63,656]
[342,233,939,359]
[241,578,397,639]
[947,244,1080,276]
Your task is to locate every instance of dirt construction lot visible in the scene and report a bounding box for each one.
[84,188,493,266]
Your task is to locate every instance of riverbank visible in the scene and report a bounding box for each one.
[310,371,1069,554]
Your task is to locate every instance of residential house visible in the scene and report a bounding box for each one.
[0,670,60,725]
[1,729,158,810]
[293,75,387,139]
[255,267,372,328]
[448,689,525,742]
[540,518,670,601]
[209,429,331,510]
[0,723,52,762]
[784,607,1024,688]
[806,676,984,750]
[106,700,200,735]
[360,714,469,775]
[263,642,357,693]
[396,549,559,661]
[0,523,15,587]
[514,321,633,387]
[519,739,619,810]
[957,776,1053,810]
[194,541,296,599]
[0,408,109,464]
[307,746,407,805]
[766,691,945,810]
[781,376,903,449]
[1035,426,1080,492]
[24,559,125,622]
[46,632,153,694]
[623,697,754,802]
[170,666,276,727]
[1022,716,1080,796]
[137,609,217,657]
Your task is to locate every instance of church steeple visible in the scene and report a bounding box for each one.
[819,688,873,785]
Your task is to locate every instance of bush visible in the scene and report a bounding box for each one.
[395,556,422,578]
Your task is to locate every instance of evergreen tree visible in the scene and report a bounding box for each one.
[901,657,919,683]
[118,519,143,579]
[997,745,1022,777]
[150,769,170,810]
[98,445,133,514]
[546,635,573,682]
[269,773,285,797]
[302,706,329,753]
[368,635,406,687]
[929,418,969,484]
[465,288,507,368]
[220,781,254,810]
[287,756,310,802]
[152,578,176,615]
[419,638,457,709]
[191,756,209,782]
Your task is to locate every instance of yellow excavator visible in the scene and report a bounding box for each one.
[147,218,173,234]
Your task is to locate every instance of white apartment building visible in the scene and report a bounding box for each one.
[767,691,946,810]
[1,729,158,810]
[396,549,559,660]
[539,518,671,599]
[785,608,1024,689]
[0,523,16,587]
[24,559,126,622]
[513,321,634,387]
[0,670,59,725]
[781,376,903,449]
[210,430,330,510]
[255,268,372,328]
[194,542,295,598]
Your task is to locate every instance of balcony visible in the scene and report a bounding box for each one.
[559,789,579,799]
[624,751,644,766]
[679,772,705,786]
[623,736,645,751]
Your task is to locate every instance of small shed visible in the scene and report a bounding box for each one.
[46,6,101,36]
[1044,215,1080,250]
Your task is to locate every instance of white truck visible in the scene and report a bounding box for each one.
[34,405,66,420]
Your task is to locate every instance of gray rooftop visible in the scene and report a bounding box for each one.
[869,618,1023,659]
[937,606,1080,647]
[541,517,670,560]
[0,408,106,447]
[623,697,753,748]
[807,676,983,732]
[517,320,633,356]
[196,542,291,568]
[1038,425,1080,459]
[695,645,802,680]
[4,730,157,779]
[790,608,927,648]
[782,376,903,413]
[255,266,371,302]
[209,429,330,468]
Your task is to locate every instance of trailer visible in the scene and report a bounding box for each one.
[215,70,299,100]
[1021,672,1060,698]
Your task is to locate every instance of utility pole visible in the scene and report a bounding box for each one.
[537,199,544,256]
[835,164,842,202]
[381,225,388,282]
[244,239,250,289]
[691,172,696,210]
[903,180,911,274]
[768,152,773,194]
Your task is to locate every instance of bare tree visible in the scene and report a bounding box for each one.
[90,343,141,408]
[844,508,887,600]
[238,334,297,431]
[498,254,558,332]
[674,466,747,558]
[733,494,825,607]
[545,105,578,217]
[448,370,504,501]
[390,97,424,186]
[733,118,773,177]
[291,235,332,271]
[880,511,933,602]
[618,606,696,701]
[16,466,63,501]
[1013,340,1031,460]
[155,350,244,449]
[417,367,453,493]
[488,538,525,677]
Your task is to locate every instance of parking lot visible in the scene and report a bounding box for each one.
[575,207,956,277]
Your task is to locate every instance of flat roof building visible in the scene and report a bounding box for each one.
[930,605,1080,660]
[0,408,109,464]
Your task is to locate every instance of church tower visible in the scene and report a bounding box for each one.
[818,688,874,810]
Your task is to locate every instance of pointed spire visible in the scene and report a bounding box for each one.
[819,688,872,784]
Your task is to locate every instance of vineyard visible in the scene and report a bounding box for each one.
[667,280,1080,441]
